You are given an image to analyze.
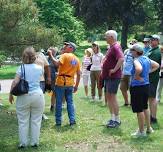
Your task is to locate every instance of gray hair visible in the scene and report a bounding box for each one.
[105,30,118,41]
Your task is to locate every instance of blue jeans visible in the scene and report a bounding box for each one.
[55,86,75,124]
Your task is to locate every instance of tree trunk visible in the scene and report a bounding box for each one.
[121,20,128,50]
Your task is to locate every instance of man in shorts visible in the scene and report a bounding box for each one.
[102,30,124,128]
[147,35,161,123]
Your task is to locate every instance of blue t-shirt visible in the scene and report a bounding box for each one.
[130,56,151,87]
[16,64,43,93]
[122,49,134,75]
[143,46,151,56]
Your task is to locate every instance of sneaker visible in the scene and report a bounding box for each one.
[124,103,129,106]
[55,123,61,127]
[146,127,154,134]
[70,121,76,126]
[131,130,146,138]
[31,144,38,148]
[106,119,114,127]
[18,144,26,149]
[150,116,157,124]
[42,114,49,120]
[108,121,121,128]
[50,105,55,112]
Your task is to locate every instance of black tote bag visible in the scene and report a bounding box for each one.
[11,64,29,96]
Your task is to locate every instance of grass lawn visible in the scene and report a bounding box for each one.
[0,65,19,79]
[1,87,163,152]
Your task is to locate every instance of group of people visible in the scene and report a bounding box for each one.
[82,30,163,137]
[8,29,163,148]
[9,42,80,148]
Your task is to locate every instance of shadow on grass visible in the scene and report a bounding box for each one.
[102,126,123,136]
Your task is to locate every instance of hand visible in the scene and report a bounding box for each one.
[9,94,14,104]
[134,75,144,81]
[47,50,52,56]
[109,69,115,76]
[73,86,78,93]
[46,78,51,85]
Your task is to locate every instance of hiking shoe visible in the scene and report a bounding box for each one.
[124,103,130,106]
[106,120,121,128]
[31,144,38,148]
[108,121,121,128]
[131,130,146,138]
[106,120,114,127]
[70,121,76,126]
[18,144,26,149]
[146,127,154,134]
[151,117,158,124]
[55,123,61,127]
[50,105,55,112]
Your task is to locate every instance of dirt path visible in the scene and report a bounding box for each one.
[0,79,13,93]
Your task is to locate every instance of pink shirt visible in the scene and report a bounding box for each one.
[102,42,124,79]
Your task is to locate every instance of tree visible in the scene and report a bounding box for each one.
[0,0,63,58]
[153,0,163,32]
[72,0,147,49]
[34,0,85,43]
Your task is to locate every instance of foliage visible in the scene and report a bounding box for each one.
[153,0,163,32]
[0,0,63,58]
[72,0,151,49]
[0,52,7,67]
[34,0,85,43]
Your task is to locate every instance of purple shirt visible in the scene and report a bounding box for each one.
[102,42,124,79]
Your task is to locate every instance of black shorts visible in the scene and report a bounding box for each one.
[130,85,149,113]
[148,83,157,98]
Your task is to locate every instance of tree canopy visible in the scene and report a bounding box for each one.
[72,0,155,49]
[0,0,63,57]
[34,0,85,43]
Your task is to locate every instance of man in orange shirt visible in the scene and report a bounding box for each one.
[48,42,81,126]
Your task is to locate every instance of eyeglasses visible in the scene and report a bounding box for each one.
[151,38,158,41]
[131,49,136,52]
[143,41,149,43]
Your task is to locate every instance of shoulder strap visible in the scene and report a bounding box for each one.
[21,64,26,80]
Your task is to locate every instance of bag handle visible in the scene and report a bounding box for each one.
[21,64,26,80]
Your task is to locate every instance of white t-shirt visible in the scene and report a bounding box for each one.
[90,52,104,71]
[35,52,49,81]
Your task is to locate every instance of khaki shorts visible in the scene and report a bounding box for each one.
[120,75,131,91]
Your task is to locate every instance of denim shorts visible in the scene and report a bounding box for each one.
[104,78,120,94]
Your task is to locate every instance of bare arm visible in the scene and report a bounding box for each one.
[73,70,81,93]
[9,75,20,104]
[109,58,124,76]
[134,59,143,80]
[150,59,159,73]
[44,65,51,84]
[48,51,60,67]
